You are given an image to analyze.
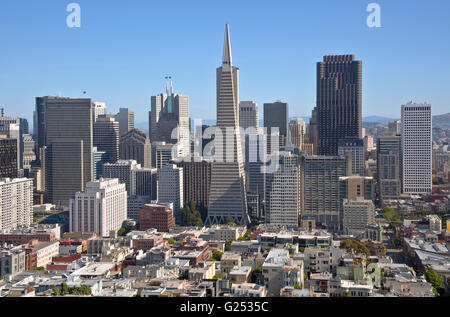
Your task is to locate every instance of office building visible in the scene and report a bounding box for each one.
[377,136,401,201]
[289,118,305,148]
[264,101,288,147]
[103,160,157,198]
[174,159,212,208]
[93,147,110,180]
[342,198,375,236]
[338,175,374,231]
[158,164,183,223]
[0,138,18,179]
[119,128,151,169]
[316,55,362,156]
[239,101,259,131]
[139,203,175,232]
[43,97,93,207]
[150,79,190,157]
[69,178,127,237]
[338,138,365,176]
[115,108,135,136]
[0,178,33,230]
[93,114,119,163]
[92,102,107,123]
[22,134,36,170]
[401,102,432,194]
[206,25,249,225]
[154,142,176,169]
[301,156,347,231]
[265,152,300,227]
[0,113,22,170]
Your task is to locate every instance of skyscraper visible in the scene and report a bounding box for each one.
[119,128,152,168]
[174,159,212,208]
[150,79,190,157]
[289,118,305,149]
[301,155,347,231]
[337,138,365,176]
[206,24,249,225]
[377,136,401,201]
[0,139,18,179]
[265,151,300,227]
[239,101,259,131]
[264,101,289,148]
[316,55,362,156]
[116,108,135,137]
[401,102,432,194]
[94,114,119,163]
[158,164,183,224]
[92,102,107,123]
[0,178,33,230]
[44,97,94,206]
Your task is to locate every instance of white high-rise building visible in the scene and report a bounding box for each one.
[92,102,107,123]
[401,102,432,194]
[157,164,183,223]
[0,178,33,230]
[69,178,127,237]
[265,152,300,227]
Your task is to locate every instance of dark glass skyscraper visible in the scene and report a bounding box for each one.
[316,55,362,156]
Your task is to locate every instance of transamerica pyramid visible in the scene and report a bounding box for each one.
[205,24,250,225]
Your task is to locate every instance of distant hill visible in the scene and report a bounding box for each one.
[363,116,399,124]
[433,113,450,128]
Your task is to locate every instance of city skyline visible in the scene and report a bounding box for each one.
[1,0,450,124]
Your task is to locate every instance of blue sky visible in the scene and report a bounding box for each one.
[1,0,449,126]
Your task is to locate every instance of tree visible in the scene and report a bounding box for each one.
[224,216,236,226]
[51,285,60,296]
[34,266,45,271]
[212,250,223,261]
[181,202,204,227]
[293,284,302,290]
[167,238,175,245]
[117,228,126,236]
[213,273,224,279]
[61,282,68,295]
[340,239,370,258]
[425,267,443,288]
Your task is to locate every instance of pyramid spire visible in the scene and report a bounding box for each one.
[222,24,232,68]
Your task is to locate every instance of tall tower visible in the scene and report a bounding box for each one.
[316,55,362,156]
[206,25,249,225]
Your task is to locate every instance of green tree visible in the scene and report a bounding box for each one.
[167,238,175,244]
[293,284,302,290]
[212,250,223,261]
[51,285,60,296]
[181,202,204,227]
[61,282,68,295]
[117,228,126,236]
[213,273,224,279]
[34,266,45,271]
[425,267,443,288]
[340,239,370,258]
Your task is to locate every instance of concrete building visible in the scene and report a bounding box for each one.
[93,114,119,163]
[289,118,305,148]
[0,247,26,277]
[265,152,300,227]
[115,108,134,137]
[119,128,151,169]
[103,160,157,199]
[43,97,93,207]
[0,178,33,230]
[69,178,127,237]
[139,203,175,232]
[0,113,22,171]
[342,198,376,236]
[22,134,36,170]
[206,25,249,225]
[315,55,362,156]
[338,175,374,231]
[239,101,259,130]
[158,164,183,223]
[338,138,365,176]
[154,142,175,169]
[301,156,347,231]
[401,102,432,194]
